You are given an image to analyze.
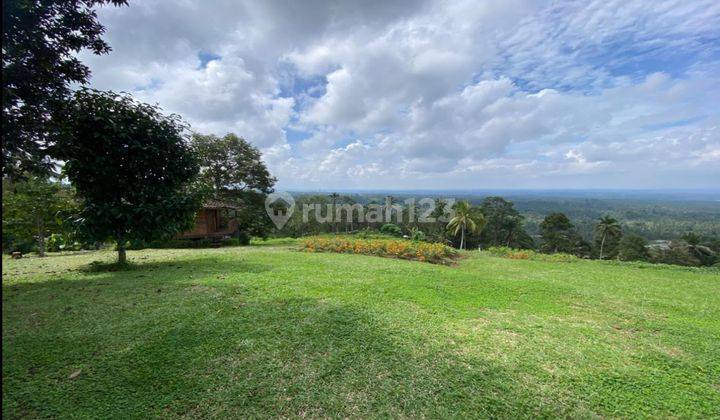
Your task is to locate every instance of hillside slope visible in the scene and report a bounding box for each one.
[3,245,719,418]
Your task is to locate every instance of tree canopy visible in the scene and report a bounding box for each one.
[617,234,649,262]
[56,89,202,263]
[479,196,533,249]
[191,132,277,238]
[192,133,276,194]
[540,212,577,254]
[2,176,77,256]
[2,0,127,177]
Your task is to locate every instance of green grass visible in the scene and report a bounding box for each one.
[3,244,719,418]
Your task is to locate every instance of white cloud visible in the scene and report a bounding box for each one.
[83,0,720,189]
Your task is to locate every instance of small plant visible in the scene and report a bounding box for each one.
[356,227,375,239]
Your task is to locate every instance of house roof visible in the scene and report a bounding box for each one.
[203,199,241,210]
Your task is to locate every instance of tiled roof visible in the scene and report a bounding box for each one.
[203,199,241,210]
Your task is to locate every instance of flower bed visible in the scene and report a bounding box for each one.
[300,236,457,264]
[485,246,578,262]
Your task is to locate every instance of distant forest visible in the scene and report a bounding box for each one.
[292,191,720,240]
[503,198,718,240]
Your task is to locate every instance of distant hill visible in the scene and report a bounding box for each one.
[289,190,720,240]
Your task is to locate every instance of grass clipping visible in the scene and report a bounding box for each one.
[301,236,458,264]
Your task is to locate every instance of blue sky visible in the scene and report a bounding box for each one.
[83,0,720,190]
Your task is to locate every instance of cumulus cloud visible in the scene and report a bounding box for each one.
[83,0,720,189]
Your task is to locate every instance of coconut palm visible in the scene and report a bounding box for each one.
[328,192,340,233]
[447,201,485,250]
[595,215,622,259]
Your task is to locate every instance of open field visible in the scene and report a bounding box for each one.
[3,243,719,418]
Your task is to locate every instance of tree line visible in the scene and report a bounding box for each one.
[275,194,720,267]
[3,1,275,264]
[2,128,276,263]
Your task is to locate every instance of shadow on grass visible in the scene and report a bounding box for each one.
[77,255,271,275]
[3,256,566,418]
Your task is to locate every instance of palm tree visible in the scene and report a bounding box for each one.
[340,195,356,232]
[383,195,397,222]
[447,201,485,250]
[328,192,340,233]
[595,215,622,259]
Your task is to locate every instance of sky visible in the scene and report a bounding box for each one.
[82,0,720,190]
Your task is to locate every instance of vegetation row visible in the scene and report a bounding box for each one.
[300,235,458,264]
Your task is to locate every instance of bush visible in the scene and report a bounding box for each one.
[486,246,578,263]
[46,233,85,252]
[237,231,251,245]
[5,240,35,254]
[379,223,403,237]
[126,237,244,250]
[356,227,375,238]
[618,234,650,261]
[410,228,426,242]
[301,236,457,264]
[355,228,400,240]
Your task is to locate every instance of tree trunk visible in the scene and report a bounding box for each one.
[599,233,606,260]
[36,217,45,257]
[117,232,127,264]
[460,225,466,250]
[332,201,338,233]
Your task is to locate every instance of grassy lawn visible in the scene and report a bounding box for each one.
[3,244,719,418]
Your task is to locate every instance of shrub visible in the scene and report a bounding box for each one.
[6,240,35,254]
[356,228,375,238]
[486,246,578,263]
[301,236,457,264]
[126,237,243,250]
[506,250,531,260]
[237,231,251,245]
[379,223,403,237]
[46,233,85,252]
[410,228,426,242]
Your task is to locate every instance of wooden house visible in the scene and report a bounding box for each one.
[179,200,240,240]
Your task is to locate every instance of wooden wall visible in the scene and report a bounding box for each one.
[179,208,237,239]
[179,209,215,238]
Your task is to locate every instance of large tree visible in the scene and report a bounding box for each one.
[539,212,575,254]
[479,196,534,249]
[2,176,77,256]
[192,133,277,238]
[57,89,202,264]
[617,234,650,262]
[2,0,127,178]
[192,133,276,193]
